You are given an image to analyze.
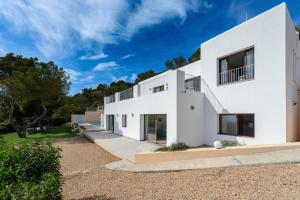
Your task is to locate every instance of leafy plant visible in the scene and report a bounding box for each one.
[155,142,189,152]
[0,141,63,199]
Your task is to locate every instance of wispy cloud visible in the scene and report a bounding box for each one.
[120,53,135,60]
[112,75,128,82]
[93,61,119,72]
[129,73,137,82]
[0,1,213,58]
[227,0,254,23]
[64,68,82,81]
[80,53,108,60]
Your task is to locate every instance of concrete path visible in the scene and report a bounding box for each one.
[106,148,300,172]
[84,131,161,162]
[79,123,103,132]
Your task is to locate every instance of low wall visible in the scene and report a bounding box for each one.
[135,142,300,164]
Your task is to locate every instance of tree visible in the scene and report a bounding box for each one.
[174,56,187,68]
[134,70,156,83]
[165,60,175,70]
[0,54,70,136]
[188,48,201,63]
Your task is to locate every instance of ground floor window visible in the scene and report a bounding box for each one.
[122,114,127,127]
[219,114,254,137]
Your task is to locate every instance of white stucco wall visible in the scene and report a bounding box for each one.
[104,3,299,147]
[180,3,289,145]
[285,6,300,142]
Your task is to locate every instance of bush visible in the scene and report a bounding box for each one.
[0,120,14,134]
[0,141,63,199]
[155,142,189,152]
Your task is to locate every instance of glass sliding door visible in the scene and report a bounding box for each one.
[107,115,114,132]
[144,114,166,144]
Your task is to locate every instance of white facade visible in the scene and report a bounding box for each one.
[104,3,300,146]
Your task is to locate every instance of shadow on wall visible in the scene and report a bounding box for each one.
[201,78,228,113]
[201,78,238,144]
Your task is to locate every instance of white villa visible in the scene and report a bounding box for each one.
[103,3,300,147]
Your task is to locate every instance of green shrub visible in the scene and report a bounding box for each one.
[155,142,189,152]
[0,120,14,134]
[0,142,63,199]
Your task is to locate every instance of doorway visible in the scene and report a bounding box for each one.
[107,115,114,132]
[144,114,167,145]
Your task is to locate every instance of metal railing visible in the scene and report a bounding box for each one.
[119,87,133,101]
[106,94,115,104]
[218,64,254,85]
[185,76,201,91]
[86,107,97,111]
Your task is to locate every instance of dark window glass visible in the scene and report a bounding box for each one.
[219,114,254,137]
[122,115,127,127]
[153,85,164,93]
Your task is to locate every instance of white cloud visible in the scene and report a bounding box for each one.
[80,75,94,81]
[125,0,210,37]
[112,75,128,82]
[93,61,119,72]
[0,1,212,58]
[227,0,253,23]
[80,53,108,60]
[129,73,137,82]
[120,53,135,60]
[64,68,82,81]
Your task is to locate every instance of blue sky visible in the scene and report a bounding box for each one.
[0,0,299,95]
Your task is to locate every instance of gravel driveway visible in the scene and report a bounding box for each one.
[54,136,300,200]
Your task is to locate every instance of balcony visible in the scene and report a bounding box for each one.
[218,64,254,85]
[185,76,201,91]
[119,87,133,101]
[218,47,254,85]
[106,94,115,104]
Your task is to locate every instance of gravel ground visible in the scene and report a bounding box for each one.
[54,136,300,200]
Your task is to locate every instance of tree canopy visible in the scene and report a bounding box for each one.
[0,53,70,130]
[188,48,201,64]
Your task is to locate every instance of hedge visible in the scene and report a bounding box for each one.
[0,139,63,199]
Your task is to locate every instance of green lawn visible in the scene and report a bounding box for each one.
[2,126,78,145]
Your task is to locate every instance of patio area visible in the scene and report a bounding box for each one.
[84,130,161,162]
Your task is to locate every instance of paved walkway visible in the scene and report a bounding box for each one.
[84,131,161,162]
[106,148,300,172]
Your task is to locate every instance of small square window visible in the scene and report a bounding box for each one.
[122,114,127,127]
[153,85,164,93]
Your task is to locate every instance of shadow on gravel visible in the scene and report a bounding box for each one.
[72,195,115,200]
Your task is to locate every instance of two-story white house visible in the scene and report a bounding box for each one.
[103,3,300,147]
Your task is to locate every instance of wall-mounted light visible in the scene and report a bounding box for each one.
[131,113,134,117]
[190,105,195,110]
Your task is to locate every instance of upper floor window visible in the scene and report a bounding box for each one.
[218,48,254,85]
[153,85,164,93]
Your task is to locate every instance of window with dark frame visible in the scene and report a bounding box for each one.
[153,85,164,93]
[219,114,254,137]
[122,114,127,127]
[218,48,254,85]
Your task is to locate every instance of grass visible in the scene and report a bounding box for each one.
[1,126,78,145]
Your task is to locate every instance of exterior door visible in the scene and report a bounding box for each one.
[144,114,166,144]
[107,115,114,132]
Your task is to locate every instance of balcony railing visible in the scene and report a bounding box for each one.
[106,94,115,104]
[218,64,254,85]
[119,87,133,101]
[185,76,201,91]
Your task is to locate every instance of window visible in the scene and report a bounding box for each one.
[219,114,254,137]
[153,85,164,93]
[122,114,127,127]
[218,48,254,85]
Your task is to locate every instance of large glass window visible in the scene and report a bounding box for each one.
[219,114,254,137]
